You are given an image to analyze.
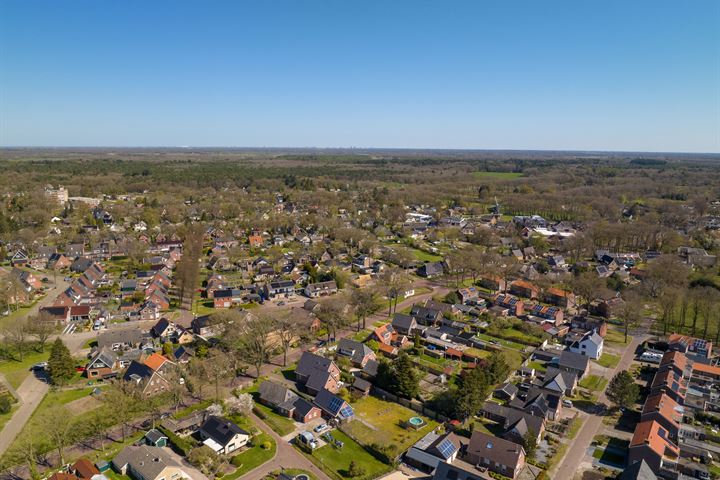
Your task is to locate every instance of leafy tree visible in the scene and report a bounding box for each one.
[522,429,538,458]
[0,394,12,414]
[375,353,419,399]
[606,370,639,410]
[47,338,75,385]
[162,342,173,356]
[347,460,366,478]
[485,352,510,384]
[454,367,490,420]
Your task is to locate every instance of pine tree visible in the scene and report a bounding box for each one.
[47,338,75,386]
[454,367,490,419]
[606,370,639,410]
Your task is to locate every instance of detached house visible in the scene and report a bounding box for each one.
[543,287,576,308]
[264,279,296,299]
[568,331,604,359]
[86,348,119,379]
[304,280,338,298]
[337,339,376,367]
[295,352,341,395]
[199,416,250,454]
[313,388,354,422]
[465,431,526,479]
[112,445,188,480]
[258,380,322,423]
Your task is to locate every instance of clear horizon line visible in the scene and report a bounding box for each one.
[1,145,719,155]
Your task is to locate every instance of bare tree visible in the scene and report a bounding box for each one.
[315,297,349,342]
[235,315,272,378]
[4,318,30,361]
[27,312,57,352]
[104,380,141,441]
[44,406,74,466]
[273,313,299,367]
[349,287,381,331]
[618,291,642,343]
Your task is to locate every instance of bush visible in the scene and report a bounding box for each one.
[261,441,271,450]
[158,426,196,456]
[0,395,13,414]
[231,455,244,467]
[252,406,267,420]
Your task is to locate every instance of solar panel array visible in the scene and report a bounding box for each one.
[436,439,457,459]
[339,405,353,418]
[328,395,344,414]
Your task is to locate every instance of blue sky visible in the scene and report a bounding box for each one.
[1,0,718,152]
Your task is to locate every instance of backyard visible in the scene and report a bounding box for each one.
[304,429,390,480]
[578,374,608,393]
[342,396,437,452]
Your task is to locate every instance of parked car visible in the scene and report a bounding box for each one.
[30,362,48,371]
[562,399,573,408]
[313,423,328,433]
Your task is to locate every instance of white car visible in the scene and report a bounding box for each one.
[562,399,573,408]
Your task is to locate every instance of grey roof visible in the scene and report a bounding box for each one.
[495,382,519,397]
[558,350,589,372]
[292,397,317,418]
[112,445,181,480]
[352,377,372,391]
[144,429,167,444]
[392,313,417,331]
[258,380,299,407]
[337,338,373,364]
[89,348,118,369]
[504,410,545,438]
[200,416,249,446]
[618,460,658,480]
[296,351,334,378]
[543,367,577,391]
[467,431,524,470]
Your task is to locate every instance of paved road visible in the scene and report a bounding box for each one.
[552,333,647,479]
[0,332,92,456]
[242,412,333,480]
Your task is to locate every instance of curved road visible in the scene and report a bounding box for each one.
[242,412,333,480]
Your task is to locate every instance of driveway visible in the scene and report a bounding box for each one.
[241,412,333,480]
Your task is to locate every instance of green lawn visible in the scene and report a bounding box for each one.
[597,352,621,369]
[472,171,524,179]
[352,329,372,342]
[225,431,276,479]
[409,248,442,263]
[305,430,390,480]
[592,445,626,466]
[526,360,547,372]
[343,396,437,452]
[253,402,296,436]
[476,333,526,351]
[605,329,632,345]
[578,374,608,393]
[0,349,51,388]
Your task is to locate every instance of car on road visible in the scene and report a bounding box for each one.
[314,423,328,433]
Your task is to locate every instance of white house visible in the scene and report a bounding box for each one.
[569,331,604,360]
[199,416,250,454]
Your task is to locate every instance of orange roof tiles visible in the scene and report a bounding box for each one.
[630,420,679,457]
[144,353,168,371]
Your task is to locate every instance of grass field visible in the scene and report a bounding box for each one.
[526,360,548,372]
[579,374,608,393]
[409,248,443,263]
[343,396,437,451]
[605,329,632,345]
[253,402,296,436]
[0,349,50,388]
[472,171,524,179]
[225,430,276,479]
[597,352,621,369]
[306,429,390,480]
[476,333,526,351]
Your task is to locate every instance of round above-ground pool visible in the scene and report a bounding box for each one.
[295,475,310,480]
[407,416,426,429]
